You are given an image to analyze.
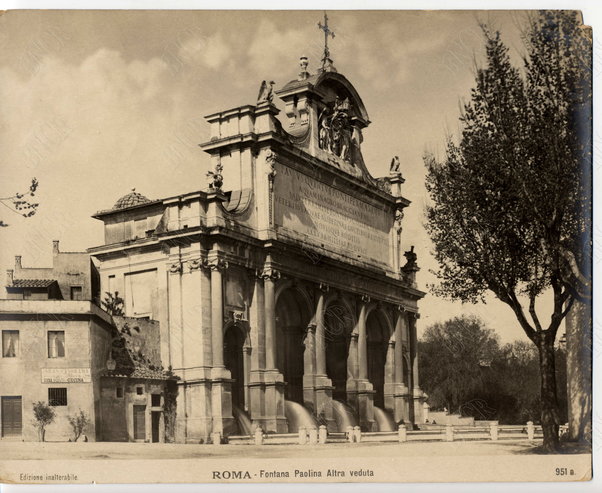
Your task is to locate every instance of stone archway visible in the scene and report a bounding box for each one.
[275,288,312,404]
[324,301,354,401]
[366,309,390,409]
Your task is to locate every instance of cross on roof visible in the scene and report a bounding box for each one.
[317,11,335,67]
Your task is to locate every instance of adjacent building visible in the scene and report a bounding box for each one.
[0,244,172,442]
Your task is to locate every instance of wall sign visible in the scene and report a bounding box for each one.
[41,368,91,383]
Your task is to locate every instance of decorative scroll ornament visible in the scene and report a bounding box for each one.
[394,209,405,233]
[206,159,224,190]
[169,262,183,274]
[360,294,371,304]
[318,96,353,162]
[375,177,392,194]
[266,150,277,187]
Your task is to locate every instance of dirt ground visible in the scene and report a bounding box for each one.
[0,438,578,460]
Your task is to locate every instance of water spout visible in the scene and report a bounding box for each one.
[285,400,317,433]
[232,406,253,435]
[332,400,358,431]
[373,406,396,431]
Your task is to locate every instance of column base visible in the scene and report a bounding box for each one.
[175,380,213,444]
[248,369,288,433]
[356,379,375,431]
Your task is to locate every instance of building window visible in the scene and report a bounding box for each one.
[23,289,31,300]
[151,394,161,407]
[2,330,19,358]
[136,386,144,395]
[116,387,124,398]
[47,331,65,358]
[70,286,83,300]
[48,388,67,406]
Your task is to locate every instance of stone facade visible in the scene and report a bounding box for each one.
[89,61,426,442]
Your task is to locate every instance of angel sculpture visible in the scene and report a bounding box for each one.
[390,156,401,173]
[257,80,276,104]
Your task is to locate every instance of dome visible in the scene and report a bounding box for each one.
[113,189,152,210]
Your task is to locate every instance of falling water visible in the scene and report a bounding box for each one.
[332,400,358,431]
[285,400,318,433]
[232,406,253,435]
[373,406,396,431]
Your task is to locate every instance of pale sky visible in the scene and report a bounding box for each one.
[0,10,556,343]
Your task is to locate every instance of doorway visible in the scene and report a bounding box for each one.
[1,396,22,438]
[151,411,160,443]
[224,325,246,410]
[133,405,146,441]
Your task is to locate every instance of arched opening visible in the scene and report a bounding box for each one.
[366,310,390,409]
[224,325,246,410]
[276,288,311,404]
[324,302,353,401]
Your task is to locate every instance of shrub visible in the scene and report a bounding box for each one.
[67,409,91,442]
[32,401,55,442]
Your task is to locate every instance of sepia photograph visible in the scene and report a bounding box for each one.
[0,5,594,486]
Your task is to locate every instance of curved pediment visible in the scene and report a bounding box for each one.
[312,71,370,127]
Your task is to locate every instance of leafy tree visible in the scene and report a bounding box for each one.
[0,178,39,227]
[32,401,55,442]
[425,12,589,452]
[102,291,124,316]
[67,409,90,442]
[419,316,500,415]
[521,11,592,444]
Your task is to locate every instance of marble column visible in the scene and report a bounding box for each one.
[311,283,335,431]
[209,259,226,368]
[257,264,287,433]
[409,312,423,425]
[315,285,327,376]
[356,295,374,431]
[203,252,234,436]
[358,298,368,380]
[262,267,280,370]
[393,308,409,423]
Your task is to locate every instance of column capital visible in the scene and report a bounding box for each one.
[202,256,228,271]
[318,282,329,293]
[409,311,420,320]
[260,266,281,281]
[360,294,371,304]
[396,304,407,313]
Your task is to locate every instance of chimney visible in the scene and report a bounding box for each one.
[15,255,21,270]
[53,240,60,255]
[6,269,13,285]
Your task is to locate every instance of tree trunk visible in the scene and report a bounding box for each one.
[536,333,560,452]
[566,299,592,443]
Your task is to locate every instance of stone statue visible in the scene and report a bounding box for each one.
[390,156,401,173]
[257,80,275,104]
[319,95,353,162]
[206,161,224,190]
